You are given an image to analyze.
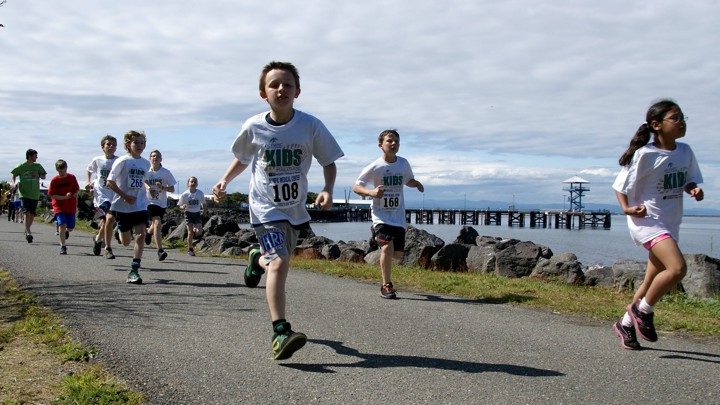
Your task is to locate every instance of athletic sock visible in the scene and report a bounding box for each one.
[621,312,633,328]
[639,297,654,314]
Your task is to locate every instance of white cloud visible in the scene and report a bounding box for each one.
[1,0,718,210]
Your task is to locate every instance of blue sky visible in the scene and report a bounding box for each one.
[1,1,718,210]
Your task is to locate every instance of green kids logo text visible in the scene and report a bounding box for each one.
[264,148,303,167]
[383,175,404,186]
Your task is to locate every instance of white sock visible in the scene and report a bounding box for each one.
[639,298,654,314]
[621,312,633,327]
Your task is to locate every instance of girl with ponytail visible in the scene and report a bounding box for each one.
[611,99,705,350]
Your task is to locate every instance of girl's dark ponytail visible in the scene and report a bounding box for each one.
[618,99,680,167]
[618,123,651,166]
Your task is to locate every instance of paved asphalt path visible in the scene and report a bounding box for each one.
[1,219,719,404]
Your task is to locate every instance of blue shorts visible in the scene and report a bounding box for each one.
[54,212,76,230]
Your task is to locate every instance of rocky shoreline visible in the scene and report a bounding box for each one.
[66,204,720,300]
[167,210,720,300]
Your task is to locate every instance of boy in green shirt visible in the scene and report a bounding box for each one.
[11,149,47,243]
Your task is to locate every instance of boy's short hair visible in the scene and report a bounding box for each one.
[259,61,300,91]
[378,129,400,144]
[123,130,146,153]
[26,149,38,159]
[100,134,117,147]
[149,150,162,158]
[187,176,198,185]
[55,159,67,170]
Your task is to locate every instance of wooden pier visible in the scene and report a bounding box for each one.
[309,208,611,229]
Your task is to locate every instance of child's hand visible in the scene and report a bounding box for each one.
[315,191,333,210]
[689,187,704,201]
[212,181,227,201]
[124,195,137,205]
[371,185,385,198]
[416,182,424,193]
[624,205,646,217]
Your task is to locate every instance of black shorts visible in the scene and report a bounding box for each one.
[147,204,166,220]
[98,201,112,212]
[371,223,406,251]
[113,210,149,233]
[20,198,39,215]
[185,211,202,225]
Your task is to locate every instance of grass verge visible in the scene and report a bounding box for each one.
[291,257,720,337]
[0,269,144,404]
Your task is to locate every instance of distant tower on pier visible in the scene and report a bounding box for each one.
[563,176,590,212]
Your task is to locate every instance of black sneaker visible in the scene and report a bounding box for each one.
[93,237,103,256]
[59,245,67,255]
[613,321,641,350]
[380,283,397,299]
[105,248,116,260]
[25,232,33,243]
[145,231,152,246]
[158,249,167,261]
[628,300,658,342]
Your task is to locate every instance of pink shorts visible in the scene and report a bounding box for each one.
[643,233,672,250]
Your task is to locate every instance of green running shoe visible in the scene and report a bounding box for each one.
[244,248,264,288]
[127,270,142,284]
[272,331,307,360]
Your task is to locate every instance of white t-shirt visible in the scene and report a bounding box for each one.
[145,166,176,209]
[107,154,151,213]
[179,189,205,213]
[86,155,117,206]
[612,142,703,244]
[232,110,344,226]
[355,156,415,228]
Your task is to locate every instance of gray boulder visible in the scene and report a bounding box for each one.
[321,244,342,260]
[430,243,471,271]
[364,249,381,265]
[530,252,584,285]
[203,214,239,236]
[403,226,445,268]
[495,241,542,278]
[165,219,188,242]
[466,244,500,273]
[454,226,480,245]
[584,265,614,287]
[681,254,720,299]
[612,260,646,291]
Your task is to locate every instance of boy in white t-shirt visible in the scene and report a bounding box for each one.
[213,61,344,360]
[144,150,176,261]
[107,130,151,285]
[178,176,205,256]
[353,129,424,299]
[86,135,118,258]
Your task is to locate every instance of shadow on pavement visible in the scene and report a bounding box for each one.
[643,347,720,364]
[402,293,536,305]
[280,339,565,376]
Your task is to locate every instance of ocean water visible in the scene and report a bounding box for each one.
[304,215,720,267]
